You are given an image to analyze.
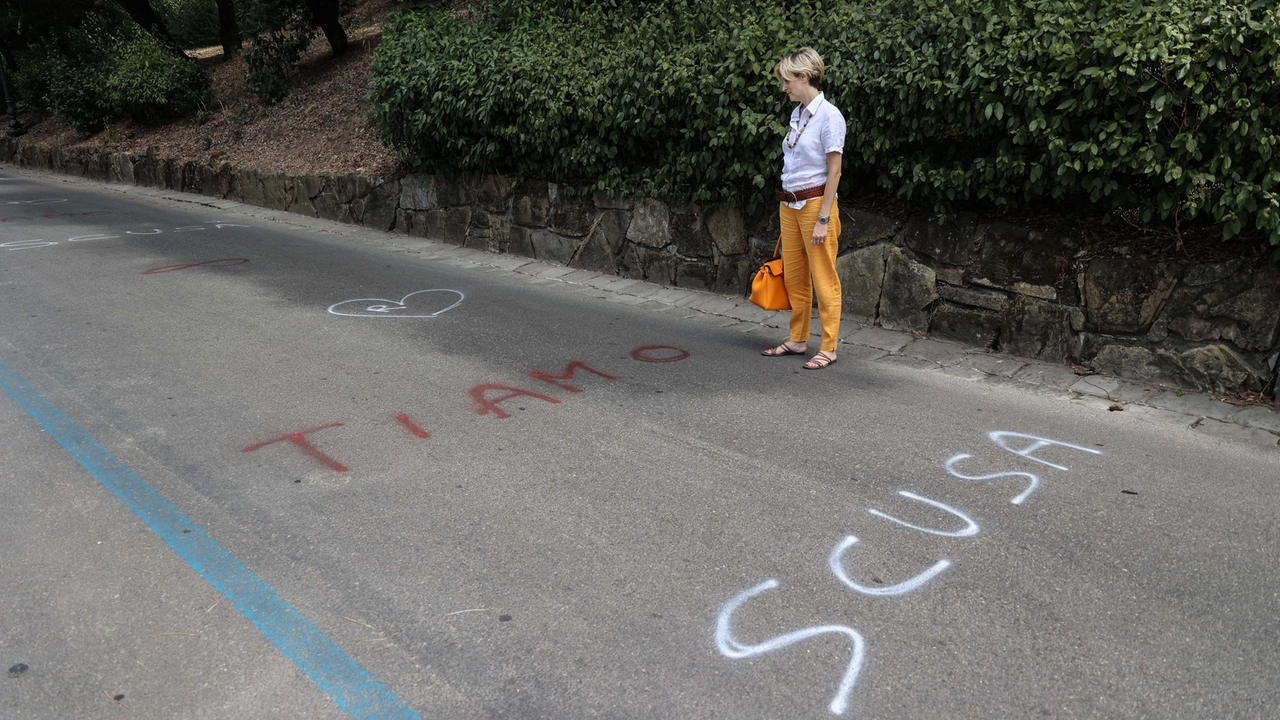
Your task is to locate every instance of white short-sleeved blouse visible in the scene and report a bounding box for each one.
[780,92,846,209]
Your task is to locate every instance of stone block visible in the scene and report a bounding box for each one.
[508,226,536,258]
[399,174,435,210]
[713,257,754,295]
[879,247,936,333]
[361,179,400,231]
[528,228,579,265]
[338,202,359,225]
[706,206,748,255]
[597,209,631,257]
[180,161,200,193]
[313,191,344,221]
[424,207,471,246]
[936,268,964,285]
[299,174,324,199]
[1156,263,1278,351]
[1184,259,1245,287]
[107,153,124,182]
[488,215,511,251]
[936,284,1008,312]
[672,211,713,258]
[433,173,470,207]
[1206,269,1280,352]
[463,227,491,251]
[234,169,264,206]
[676,260,716,290]
[570,232,616,274]
[132,150,156,186]
[1000,297,1077,363]
[900,213,977,265]
[1083,258,1181,334]
[750,211,781,249]
[288,178,317,217]
[548,184,597,236]
[1174,344,1265,393]
[336,175,373,204]
[513,181,550,227]
[159,158,177,190]
[839,208,901,250]
[931,303,1002,349]
[1090,345,1167,383]
[627,198,672,248]
[261,173,292,210]
[620,246,676,284]
[197,163,219,197]
[970,223,1080,303]
[396,209,425,237]
[474,174,513,212]
[837,244,887,324]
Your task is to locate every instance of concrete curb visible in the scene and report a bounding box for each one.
[13,166,1280,450]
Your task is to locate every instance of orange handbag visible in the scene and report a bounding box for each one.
[749,236,791,310]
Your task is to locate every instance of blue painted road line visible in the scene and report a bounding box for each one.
[0,359,421,720]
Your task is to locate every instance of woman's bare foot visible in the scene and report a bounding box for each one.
[762,341,807,357]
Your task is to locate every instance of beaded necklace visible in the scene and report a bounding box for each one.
[785,106,813,149]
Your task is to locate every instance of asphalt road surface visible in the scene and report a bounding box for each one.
[1,170,1277,720]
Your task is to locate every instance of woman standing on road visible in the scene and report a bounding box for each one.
[760,47,845,370]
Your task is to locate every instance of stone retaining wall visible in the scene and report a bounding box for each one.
[4,140,1277,397]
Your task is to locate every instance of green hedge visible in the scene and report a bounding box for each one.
[370,0,1280,247]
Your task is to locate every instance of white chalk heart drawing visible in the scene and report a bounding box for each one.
[327,289,465,318]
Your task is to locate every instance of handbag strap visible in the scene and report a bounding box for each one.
[773,235,782,259]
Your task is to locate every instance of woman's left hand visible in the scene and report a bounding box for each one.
[811,220,829,244]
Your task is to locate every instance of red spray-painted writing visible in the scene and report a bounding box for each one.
[142,258,250,275]
[630,345,691,363]
[242,423,349,472]
[469,385,561,419]
[395,414,430,438]
[528,361,617,392]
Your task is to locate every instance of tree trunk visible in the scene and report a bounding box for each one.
[214,0,242,59]
[113,0,190,59]
[0,36,17,72]
[304,0,348,56]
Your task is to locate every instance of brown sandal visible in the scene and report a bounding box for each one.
[803,352,837,370]
[762,342,806,357]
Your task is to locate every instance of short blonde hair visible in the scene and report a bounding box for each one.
[774,47,824,89]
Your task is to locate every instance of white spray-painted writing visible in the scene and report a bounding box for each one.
[716,429,1102,715]
[988,431,1102,471]
[828,535,952,596]
[945,453,1040,505]
[0,239,55,249]
[715,579,865,716]
[1,223,252,251]
[867,490,979,537]
[327,289,465,318]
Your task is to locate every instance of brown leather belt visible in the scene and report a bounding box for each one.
[775,184,826,203]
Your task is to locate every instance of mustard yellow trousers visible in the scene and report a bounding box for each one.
[780,198,842,352]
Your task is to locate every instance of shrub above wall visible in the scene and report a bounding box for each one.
[370,0,1280,253]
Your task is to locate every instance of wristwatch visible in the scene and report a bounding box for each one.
[817,214,830,224]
